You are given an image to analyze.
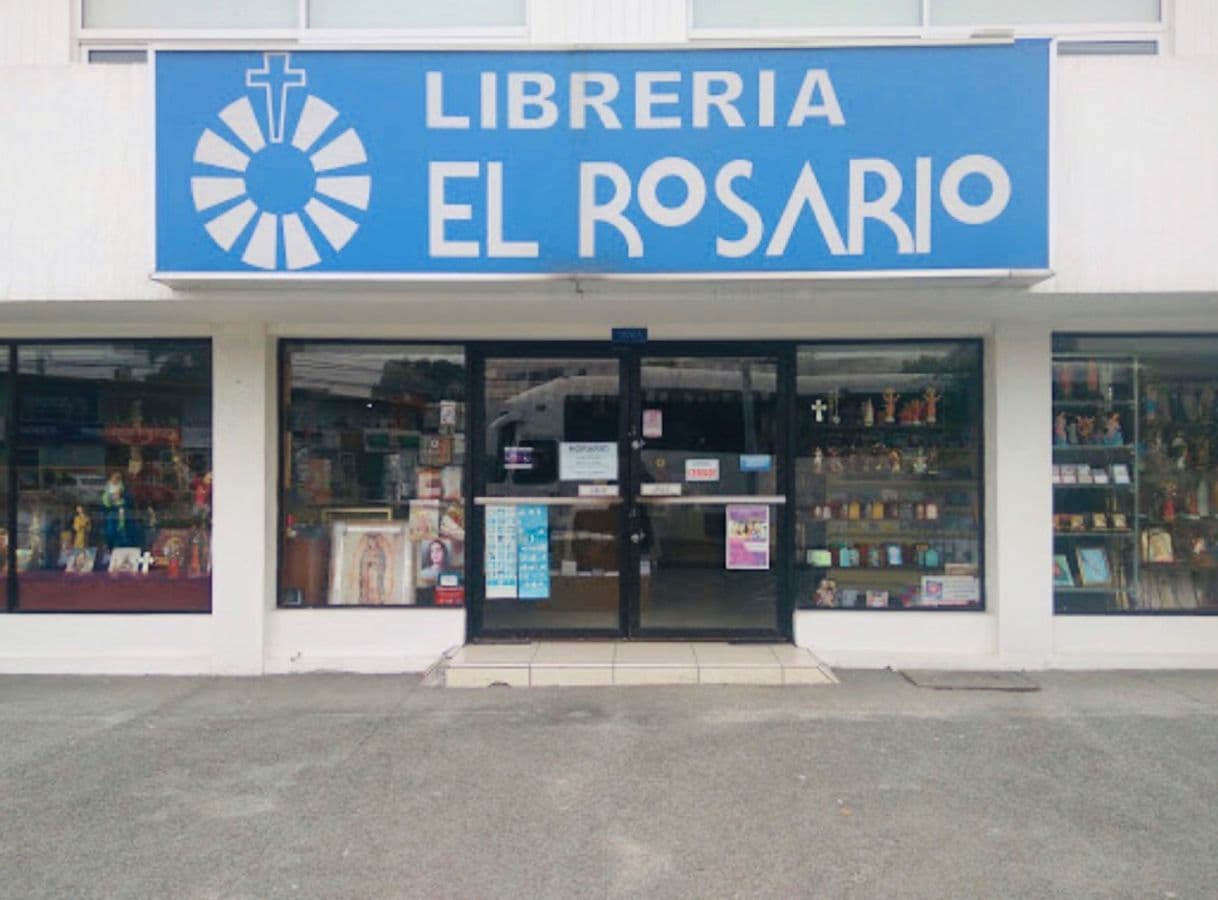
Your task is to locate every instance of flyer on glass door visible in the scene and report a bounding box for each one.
[726,504,770,571]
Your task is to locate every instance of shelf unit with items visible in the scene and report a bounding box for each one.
[1051,354,1139,613]
[1132,367,1218,612]
[795,340,984,611]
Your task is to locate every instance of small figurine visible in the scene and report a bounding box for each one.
[1171,434,1189,470]
[1075,415,1096,444]
[1054,411,1069,447]
[1103,412,1124,447]
[1086,359,1100,396]
[1058,362,1074,399]
[72,505,91,549]
[887,448,902,474]
[813,578,837,608]
[1144,385,1162,424]
[900,398,924,426]
[812,447,824,474]
[192,471,213,522]
[827,447,844,474]
[923,387,941,425]
[882,389,898,424]
[101,472,133,547]
[861,398,874,428]
[910,447,929,475]
[1192,536,1208,560]
[1162,486,1177,523]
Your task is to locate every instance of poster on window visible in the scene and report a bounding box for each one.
[485,505,518,599]
[725,504,770,571]
[516,504,551,600]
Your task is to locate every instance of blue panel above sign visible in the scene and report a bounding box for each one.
[155,43,1049,276]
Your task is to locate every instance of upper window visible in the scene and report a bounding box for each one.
[691,0,1162,37]
[78,0,528,60]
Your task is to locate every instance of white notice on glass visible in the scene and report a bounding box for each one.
[559,442,618,482]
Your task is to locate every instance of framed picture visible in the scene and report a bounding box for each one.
[63,547,97,575]
[1111,464,1131,485]
[1144,528,1174,563]
[1111,513,1129,530]
[328,521,414,606]
[1075,546,1113,586]
[1069,515,1086,532]
[1092,513,1108,531]
[416,537,464,589]
[108,546,142,575]
[1052,553,1075,587]
[320,506,393,523]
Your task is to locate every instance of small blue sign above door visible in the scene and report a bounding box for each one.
[155,43,1049,276]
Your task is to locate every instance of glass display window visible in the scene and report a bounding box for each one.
[1053,335,1218,614]
[795,341,984,610]
[12,341,213,612]
[279,342,467,607]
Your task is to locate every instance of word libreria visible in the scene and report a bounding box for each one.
[424,67,1014,261]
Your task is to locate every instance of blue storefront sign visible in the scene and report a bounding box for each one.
[155,43,1049,276]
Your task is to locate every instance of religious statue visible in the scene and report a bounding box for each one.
[812,447,824,474]
[813,578,837,608]
[101,472,133,547]
[861,398,875,428]
[923,387,941,425]
[1054,411,1069,446]
[1103,412,1124,447]
[882,389,898,424]
[1075,415,1096,444]
[72,505,91,549]
[192,471,213,522]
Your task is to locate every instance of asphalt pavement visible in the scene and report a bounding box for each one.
[2,669,1216,899]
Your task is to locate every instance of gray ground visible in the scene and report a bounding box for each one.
[2,670,1216,899]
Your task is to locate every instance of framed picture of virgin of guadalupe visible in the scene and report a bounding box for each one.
[328,521,414,606]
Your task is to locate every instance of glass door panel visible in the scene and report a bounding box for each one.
[634,354,783,634]
[478,356,624,634]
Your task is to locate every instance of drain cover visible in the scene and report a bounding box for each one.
[899,670,1040,692]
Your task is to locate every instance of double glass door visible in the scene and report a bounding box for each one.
[471,344,788,640]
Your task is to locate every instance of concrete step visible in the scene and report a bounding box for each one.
[427,642,838,688]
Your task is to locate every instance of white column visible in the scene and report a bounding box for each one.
[988,322,1054,668]
[209,324,274,674]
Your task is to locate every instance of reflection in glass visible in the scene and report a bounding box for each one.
[637,355,781,633]
[279,343,466,607]
[480,358,621,633]
[15,342,213,611]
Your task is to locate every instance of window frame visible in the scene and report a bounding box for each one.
[74,0,531,62]
[685,0,1165,44]
[3,338,214,615]
[276,338,473,610]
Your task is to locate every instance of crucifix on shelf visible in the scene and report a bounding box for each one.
[810,398,828,423]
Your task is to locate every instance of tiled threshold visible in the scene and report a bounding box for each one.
[426,642,837,688]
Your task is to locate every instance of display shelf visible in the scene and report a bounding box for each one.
[1053,531,1135,538]
[1052,400,1137,409]
[1052,444,1136,453]
[810,476,977,487]
[818,565,956,574]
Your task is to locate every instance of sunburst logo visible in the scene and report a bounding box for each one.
[189,53,371,271]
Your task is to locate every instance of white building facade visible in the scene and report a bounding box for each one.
[1,0,1216,674]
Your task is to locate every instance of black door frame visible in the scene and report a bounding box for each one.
[467,340,795,643]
